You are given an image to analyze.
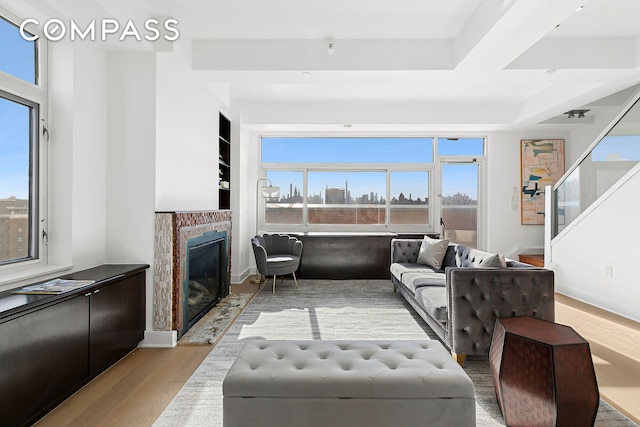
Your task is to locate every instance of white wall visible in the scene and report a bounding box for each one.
[486,131,569,258]
[70,43,109,268]
[551,165,640,322]
[47,40,109,271]
[230,125,260,283]
[155,46,220,211]
[107,52,157,331]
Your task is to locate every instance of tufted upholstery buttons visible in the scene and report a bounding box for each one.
[391,238,555,358]
[223,340,474,400]
[223,339,477,426]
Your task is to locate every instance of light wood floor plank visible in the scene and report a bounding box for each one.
[555,293,640,423]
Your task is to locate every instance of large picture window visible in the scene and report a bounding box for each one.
[390,171,429,225]
[261,136,484,235]
[261,137,435,231]
[0,11,47,269]
[307,171,386,225]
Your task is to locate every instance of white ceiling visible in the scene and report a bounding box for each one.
[22,0,640,130]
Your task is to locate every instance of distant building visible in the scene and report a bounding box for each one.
[0,196,30,262]
[325,187,345,204]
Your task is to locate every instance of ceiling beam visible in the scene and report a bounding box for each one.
[454,0,586,70]
[192,39,453,71]
[507,37,637,70]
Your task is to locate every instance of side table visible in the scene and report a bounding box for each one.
[489,316,599,427]
[517,253,544,267]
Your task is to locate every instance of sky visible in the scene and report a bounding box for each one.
[1,16,36,200]
[592,135,640,162]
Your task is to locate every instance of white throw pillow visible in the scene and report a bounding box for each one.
[416,235,450,270]
[478,253,508,268]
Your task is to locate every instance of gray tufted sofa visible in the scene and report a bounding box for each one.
[390,238,555,364]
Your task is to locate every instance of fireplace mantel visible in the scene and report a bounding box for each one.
[153,211,232,335]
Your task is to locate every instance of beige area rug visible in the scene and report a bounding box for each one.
[178,293,254,345]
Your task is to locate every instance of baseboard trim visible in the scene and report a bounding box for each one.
[231,267,252,285]
[138,330,177,348]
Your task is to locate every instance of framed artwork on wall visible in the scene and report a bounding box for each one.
[520,139,565,225]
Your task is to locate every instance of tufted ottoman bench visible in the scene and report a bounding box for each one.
[222,340,475,427]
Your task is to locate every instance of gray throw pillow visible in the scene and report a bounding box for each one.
[416,236,450,270]
[479,253,508,268]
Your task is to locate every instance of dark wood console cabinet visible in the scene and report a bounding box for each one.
[0,264,148,427]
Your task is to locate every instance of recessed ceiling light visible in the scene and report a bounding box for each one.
[302,71,311,77]
[546,69,557,74]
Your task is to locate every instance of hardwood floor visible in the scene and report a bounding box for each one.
[35,283,640,426]
[555,293,640,423]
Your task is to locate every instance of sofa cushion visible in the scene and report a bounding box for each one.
[390,263,439,283]
[401,271,446,294]
[417,236,450,269]
[414,286,448,323]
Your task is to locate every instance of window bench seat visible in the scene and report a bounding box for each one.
[287,232,437,280]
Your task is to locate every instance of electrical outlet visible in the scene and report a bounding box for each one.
[605,265,613,278]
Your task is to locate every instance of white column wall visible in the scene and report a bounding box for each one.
[47,41,109,271]
[155,47,220,211]
[70,43,109,268]
[106,52,157,332]
[230,125,259,283]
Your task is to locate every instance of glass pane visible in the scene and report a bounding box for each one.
[437,137,484,156]
[262,137,433,163]
[308,171,386,225]
[265,171,303,225]
[553,98,640,238]
[0,17,37,84]
[0,96,32,263]
[390,171,429,225]
[555,167,580,236]
[592,135,640,162]
[441,164,478,248]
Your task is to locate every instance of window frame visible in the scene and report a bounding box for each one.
[263,164,435,233]
[0,6,49,281]
[259,134,486,234]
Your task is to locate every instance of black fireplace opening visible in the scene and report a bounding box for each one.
[182,230,229,335]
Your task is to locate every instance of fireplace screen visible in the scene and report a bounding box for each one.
[183,231,228,334]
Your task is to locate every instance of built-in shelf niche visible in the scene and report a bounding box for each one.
[219,113,231,210]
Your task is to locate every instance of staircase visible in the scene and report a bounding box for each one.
[545,90,640,322]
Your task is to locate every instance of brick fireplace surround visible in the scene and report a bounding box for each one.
[153,211,232,336]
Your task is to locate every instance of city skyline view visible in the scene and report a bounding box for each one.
[262,137,484,203]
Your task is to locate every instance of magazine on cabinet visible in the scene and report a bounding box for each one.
[13,278,96,295]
